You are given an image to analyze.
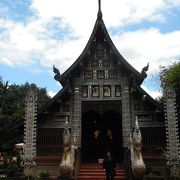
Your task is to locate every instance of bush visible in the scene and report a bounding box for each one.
[37,170,50,179]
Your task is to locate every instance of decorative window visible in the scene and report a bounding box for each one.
[135,114,153,122]
[115,85,121,97]
[109,70,118,79]
[99,60,103,67]
[134,103,140,111]
[82,86,88,98]
[84,70,93,79]
[104,59,110,67]
[59,105,63,112]
[91,60,99,67]
[97,43,103,49]
[103,85,111,97]
[103,49,110,67]
[97,49,104,58]
[97,70,105,79]
[52,115,67,122]
[63,104,69,112]
[92,85,99,97]
[144,103,153,111]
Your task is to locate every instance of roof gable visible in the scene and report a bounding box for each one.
[58,12,145,86]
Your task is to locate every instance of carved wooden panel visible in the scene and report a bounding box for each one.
[72,87,82,147]
[82,85,88,98]
[84,70,93,79]
[109,70,118,79]
[91,41,110,68]
[82,101,122,115]
[97,70,105,79]
[134,103,141,111]
[92,85,100,97]
[121,86,131,147]
[103,85,111,97]
[115,85,121,97]
[135,114,153,122]
[92,60,99,67]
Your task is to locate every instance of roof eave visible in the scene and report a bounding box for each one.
[38,83,71,114]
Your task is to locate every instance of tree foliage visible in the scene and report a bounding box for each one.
[160,62,180,90]
[0,78,51,122]
[159,62,180,118]
[0,77,51,149]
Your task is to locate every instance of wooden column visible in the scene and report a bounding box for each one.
[121,82,132,148]
[72,86,82,148]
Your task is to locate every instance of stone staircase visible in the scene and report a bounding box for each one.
[32,156,61,179]
[77,163,128,180]
[33,156,128,179]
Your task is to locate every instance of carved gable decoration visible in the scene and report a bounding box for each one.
[42,3,147,112]
[57,14,144,88]
[91,41,110,68]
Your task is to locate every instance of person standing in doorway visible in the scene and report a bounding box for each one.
[103,150,116,180]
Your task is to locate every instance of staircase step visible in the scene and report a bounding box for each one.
[35,155,61,166]
[78,176,127,180]
[32,156,61,177]
[78,172,126,175]
[77,163,128,180]
[32,165,60,178]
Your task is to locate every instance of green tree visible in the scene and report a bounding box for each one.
[159,62,180,118]
[0,78,51,149]
[0,78,9,116]
[160,62,180,89]
[0,81,51,121]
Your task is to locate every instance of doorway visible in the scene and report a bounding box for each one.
[81,109,123,162]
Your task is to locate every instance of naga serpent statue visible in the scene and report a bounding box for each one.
[129,117,146,178]
[60,121,77,179]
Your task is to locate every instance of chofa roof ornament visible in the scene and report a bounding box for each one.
[97,0,102,19]
[141,62,149,79]
[53,65,61,82]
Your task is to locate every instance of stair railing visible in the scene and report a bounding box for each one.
[59,120,78,179]
[128,117,146,179]
[74,148,81,180]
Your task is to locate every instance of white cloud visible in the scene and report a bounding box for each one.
[112,28,180,75]
[0,0,180,78]
[30,0,96,37]
[102,0,168,27]
[48,90,56,98]
[30,0,172,30]
[0,14,87,73]
[171,0,180,5]
[1,57,13,67]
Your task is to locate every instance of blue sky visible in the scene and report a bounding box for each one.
[0,0,180,98]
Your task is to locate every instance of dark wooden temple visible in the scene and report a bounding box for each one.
[37,1,166,168]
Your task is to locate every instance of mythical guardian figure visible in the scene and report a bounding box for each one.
[129,117,146,179]
[60,121,77,179]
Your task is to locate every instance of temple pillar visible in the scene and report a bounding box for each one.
[121,80,132,148]
[164,86,180,176]
[71,85,82,148]
[23,84,37,176]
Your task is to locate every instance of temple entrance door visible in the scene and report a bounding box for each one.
[102,110,123,162]
[81,109,123,162]
[81,110,102,162]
